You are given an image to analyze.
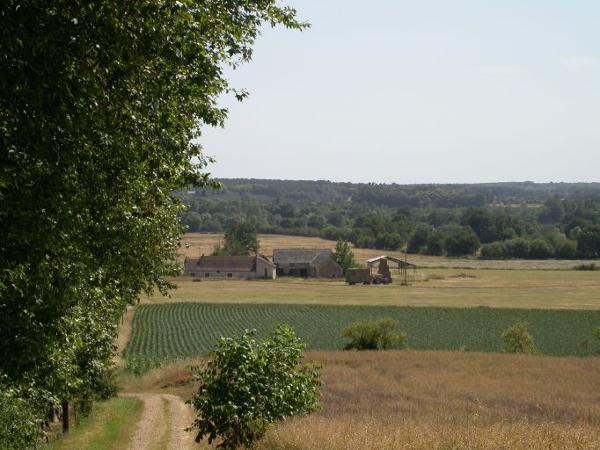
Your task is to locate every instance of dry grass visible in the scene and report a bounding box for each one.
[116,306,135,354]
[150,268,600,310]
[263,418,600,450]
[119,358,204,399]
[113,306,136,369]
[180,232,600,270]
[122,352,600,450]
[262,351,600,450]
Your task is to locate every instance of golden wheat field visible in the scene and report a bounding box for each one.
[125,351,600,450]
[180,232,600,270]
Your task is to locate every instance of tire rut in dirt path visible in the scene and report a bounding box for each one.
[122,393,196,450]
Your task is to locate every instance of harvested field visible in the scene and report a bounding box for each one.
[149,268,600,310]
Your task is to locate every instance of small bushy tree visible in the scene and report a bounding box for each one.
[555,240,577,259]
[188,326,320,449]
[503,238,531,259]
[501,320,539,354]
[480,241,507,259]
[425,231,445,256]
[333,240,356,272]
[407,224,432,254]
[594,326,600,342]
[213,221,259,256]
[444,227,481,256]
[577,225,600,259]
[342,318,407,350]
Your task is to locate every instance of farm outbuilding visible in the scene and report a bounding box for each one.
[273,249,343,278]
[366,255,417,285]
[184,255,276,279]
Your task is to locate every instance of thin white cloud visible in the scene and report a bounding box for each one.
[476,65,522,75]
[561,57,599,70]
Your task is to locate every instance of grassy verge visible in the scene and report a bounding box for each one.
[48,397,142,450]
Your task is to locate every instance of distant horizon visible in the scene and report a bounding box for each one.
[201,0,600,184]
[208,176,600,187]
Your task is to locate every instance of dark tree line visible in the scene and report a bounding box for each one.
[180,180,600,258]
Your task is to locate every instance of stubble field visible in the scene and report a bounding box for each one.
[150,268,600,310]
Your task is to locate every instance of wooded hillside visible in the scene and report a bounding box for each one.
[180,179,600,258]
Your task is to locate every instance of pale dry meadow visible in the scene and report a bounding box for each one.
[126,351,600,450]
[148,270,600,310]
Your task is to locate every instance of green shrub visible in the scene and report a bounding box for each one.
[188,325,321,450]
[503,238,531,259]
[528,239,554,259]
[424,232,445,256]
[501,320,539,355]
[555,240,577,259]
[342,318,407,350]
[574,263,598,271]
[480,241,507,259]
[333,240,356,271]
[576,224,600,258]
[444,227,481,256]
[595,326,600,342]
[0,382,42,450]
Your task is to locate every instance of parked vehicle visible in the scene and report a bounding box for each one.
[345,268,391,285]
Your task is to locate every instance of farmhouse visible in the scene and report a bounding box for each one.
[184,255,276,279]
[273,249,343,278]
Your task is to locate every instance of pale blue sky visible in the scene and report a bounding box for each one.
[201,1,600,183]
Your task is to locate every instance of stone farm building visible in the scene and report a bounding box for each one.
[273,249,343,278]
[184,255,276,279]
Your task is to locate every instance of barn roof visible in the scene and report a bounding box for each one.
[273,249,334,265]
[185,255,274,272]
[366,255,417,268]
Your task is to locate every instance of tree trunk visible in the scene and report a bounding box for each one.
[48,407,57,424]
[62,400,69,433]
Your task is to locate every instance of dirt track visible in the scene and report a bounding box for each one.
[122,393,196,450]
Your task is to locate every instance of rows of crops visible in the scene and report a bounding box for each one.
[123,303,600,368]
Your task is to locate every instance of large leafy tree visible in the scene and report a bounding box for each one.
[576,225,600,258]
[214,220,260,255]
[0,1,306,445]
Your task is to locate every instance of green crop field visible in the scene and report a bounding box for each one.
[123,303,600,370]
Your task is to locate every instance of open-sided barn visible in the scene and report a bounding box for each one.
[273,249,343,278]
[184,255,276,279]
